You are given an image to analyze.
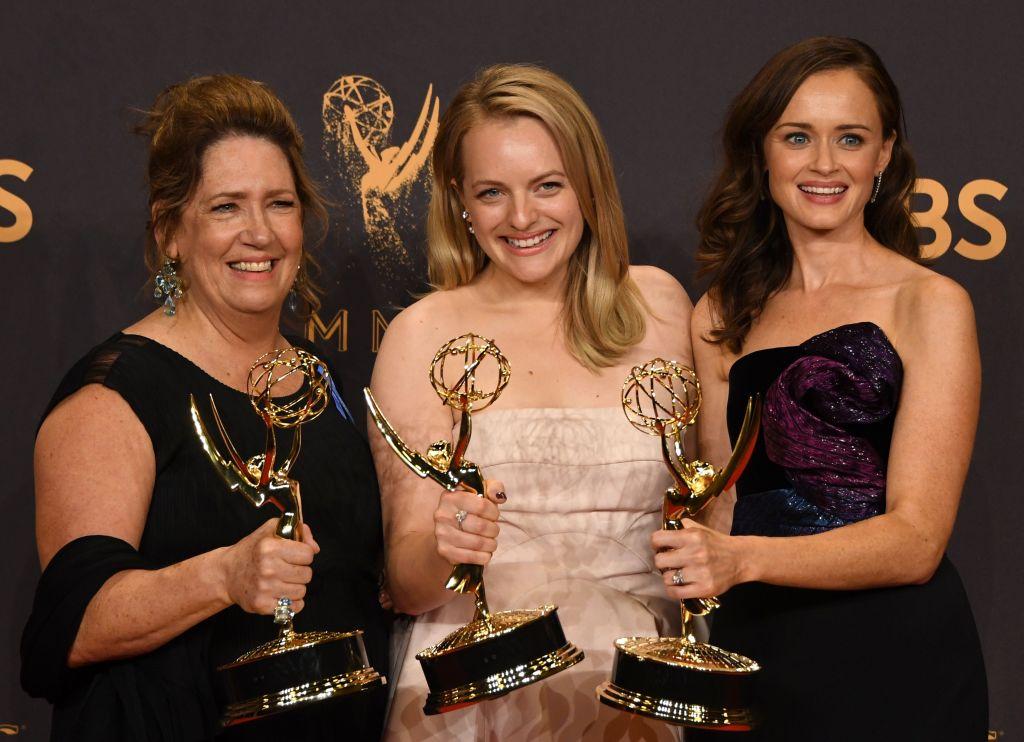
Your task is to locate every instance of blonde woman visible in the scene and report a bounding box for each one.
[370,64,690,740]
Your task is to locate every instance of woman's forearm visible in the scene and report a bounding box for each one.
[68,547,232,667]
[739,511,946,591]
[386,531,462,615]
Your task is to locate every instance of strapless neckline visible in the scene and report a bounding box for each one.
[728,321,900,383]
[473,405,623,420]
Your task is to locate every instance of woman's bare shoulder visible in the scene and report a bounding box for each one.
[630,265,693,311]
[884,253,973,320]
[691,292,718,334]
[890,265,976,364]
[379,290,466,348]
[386,290,454,333]
[35,384,154,565]
[624,265,693,363]
[372,288,480,382]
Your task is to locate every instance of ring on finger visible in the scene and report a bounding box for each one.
[455,509,468,530]
[274,596,295,624]
[671,568,686,586]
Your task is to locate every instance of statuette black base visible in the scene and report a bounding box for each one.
[597,636,758,729]
[217,628,385,727]
[416,605,583,715]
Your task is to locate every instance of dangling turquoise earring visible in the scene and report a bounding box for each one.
[154,257,183,316]
[287,266,303,314]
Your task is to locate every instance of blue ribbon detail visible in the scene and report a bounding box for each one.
[319,368,355,424]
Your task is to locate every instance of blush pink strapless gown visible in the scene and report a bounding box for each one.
[384,407,683,742]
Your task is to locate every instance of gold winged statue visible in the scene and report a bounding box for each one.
[363,334,509,616]
[187,347,384,726]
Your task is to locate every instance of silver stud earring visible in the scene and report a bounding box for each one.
[870,172,883,204]
[154,257,183,316]
[461,209,474,235]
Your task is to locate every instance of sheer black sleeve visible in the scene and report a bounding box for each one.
[21,535,151,701]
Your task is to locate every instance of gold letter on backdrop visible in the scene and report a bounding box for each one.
[955,179,1008,260]
[912,178,1008,261]
[371,309,389,353]
[0,160,33,244]
[913,178,953,259]
[307,309,349,352]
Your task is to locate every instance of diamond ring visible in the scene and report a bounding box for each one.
[274,596,295,624]
[671,569,686,586]
[455,509,468,530]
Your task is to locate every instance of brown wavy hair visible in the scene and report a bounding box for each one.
[696,37,920,353]
[136,74,328,315]
[427,63,646,371]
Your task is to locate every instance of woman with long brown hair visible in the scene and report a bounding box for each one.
[656,38,987,739]
[370,64,690,739]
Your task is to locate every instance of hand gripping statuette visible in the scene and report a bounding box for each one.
[597,358,762,729]
[189,347,384,727]
[364,333,583,714]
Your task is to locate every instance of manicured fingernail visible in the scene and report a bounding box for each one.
[495,491,507,502]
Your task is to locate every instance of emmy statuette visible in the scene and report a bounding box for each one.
[190,348,385,727]
[364,333,583,714]
[597,358,762,729]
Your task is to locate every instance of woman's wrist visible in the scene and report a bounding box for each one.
[384,532,457,614]
[390,532,451,587]
[734,535,764,585]
[206,545,236,609]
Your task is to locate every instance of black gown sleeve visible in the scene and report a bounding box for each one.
[20,535,151,702]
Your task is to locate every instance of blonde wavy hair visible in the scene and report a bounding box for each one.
[427,63,646,371]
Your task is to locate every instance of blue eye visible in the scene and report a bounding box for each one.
[477,188,501,199]
[839,134,863,146]
[786,132,810,145]
[212,202,236,213]
[538,181,563,193]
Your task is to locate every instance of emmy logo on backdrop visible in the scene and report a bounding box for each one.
[322,75,439,282]
[189,348,385,726]
[597,358,763,729]
[364,333,583,714]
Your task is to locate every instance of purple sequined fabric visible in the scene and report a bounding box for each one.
[760,322,902,531]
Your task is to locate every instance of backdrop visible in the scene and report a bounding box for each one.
[2,1,1019,738]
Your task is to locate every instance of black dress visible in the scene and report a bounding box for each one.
[697,323,987,741]
[21,333,389,741]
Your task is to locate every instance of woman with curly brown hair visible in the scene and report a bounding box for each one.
[656,38,987,740]
[21,75,388,740]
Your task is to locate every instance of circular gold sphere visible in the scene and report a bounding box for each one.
[429,334,510,412]
[248,348,331,429]
[622,358,701,436]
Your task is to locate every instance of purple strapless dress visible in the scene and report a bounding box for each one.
[693,323,988,741]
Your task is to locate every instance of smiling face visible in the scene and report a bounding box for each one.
[764,69,894,239]
[457,116,585,289]
[166,135,303,319]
